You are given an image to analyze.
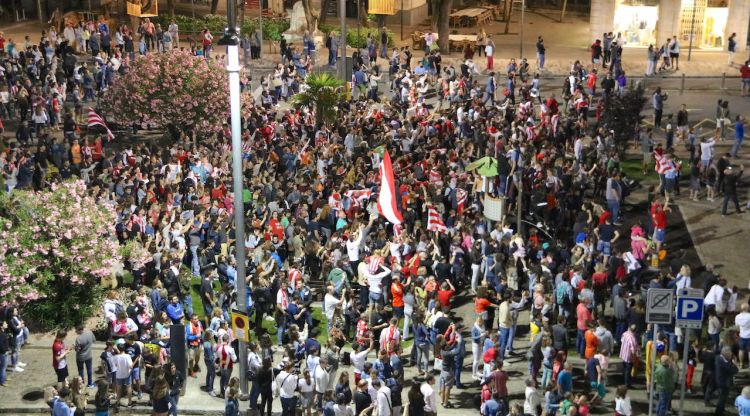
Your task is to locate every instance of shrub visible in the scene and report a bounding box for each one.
[0,181,121,329]
[100,50,253,133]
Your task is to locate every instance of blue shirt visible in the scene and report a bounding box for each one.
[736,121,745,141]
[557,370,573,394]
[166,303,184,323]
[51,398,73,416]
[736,395,750,416]
[483,399,501,416]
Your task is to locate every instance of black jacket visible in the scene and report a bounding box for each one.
[714,354,738,388]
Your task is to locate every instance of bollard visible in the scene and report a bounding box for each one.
[721,72,726,90]
[681,73,685,95]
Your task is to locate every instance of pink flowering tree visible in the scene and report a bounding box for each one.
[101,50,253,134]
[0,181,121,329]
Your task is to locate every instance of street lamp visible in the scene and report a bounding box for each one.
[220,0,250,397]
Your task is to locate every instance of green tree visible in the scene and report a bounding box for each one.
[291,72,345,125]
[600,85,647,153]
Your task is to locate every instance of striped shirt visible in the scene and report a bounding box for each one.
[619,330,638,363]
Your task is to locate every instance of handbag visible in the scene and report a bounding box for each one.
[272,78,283,88]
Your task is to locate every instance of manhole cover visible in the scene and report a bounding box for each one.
[22,388,45,402]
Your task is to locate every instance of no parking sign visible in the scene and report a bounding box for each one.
[231,310,250,342]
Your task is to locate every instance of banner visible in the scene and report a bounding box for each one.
[127,0,159,17]
[231,310,250,342]
[368,0,397,15]
[483,195,505,222]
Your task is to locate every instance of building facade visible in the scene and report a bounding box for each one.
[590,0,748,51]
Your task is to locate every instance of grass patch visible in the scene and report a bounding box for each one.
[621,157,650,182]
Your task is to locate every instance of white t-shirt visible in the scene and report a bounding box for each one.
[114,353,133,379]
[324,293,341,321]
[615,396,632,416]
[350,349,369,374]
[735,312,750,339]
[298,377,315,393]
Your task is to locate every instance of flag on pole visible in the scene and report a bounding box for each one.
[87,108,115,141]
[426,205,448,234]
[456,187,468,214]
[377,150,403,225]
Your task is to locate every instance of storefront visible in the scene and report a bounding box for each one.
[612,0,658,47]
[591,0,747,51]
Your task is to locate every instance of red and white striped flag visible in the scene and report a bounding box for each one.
[428,169,443,186]
[426,205,448,234]
[345,189,373,208]
[456,187,468,214]
[377,150,403,225]
[87,107,115,141]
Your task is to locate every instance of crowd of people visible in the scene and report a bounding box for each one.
[2,10,750,416]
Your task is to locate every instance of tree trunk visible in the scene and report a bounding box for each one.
[504,0,513,34]
[358,0,369,28]
[239,0,246,26]
[320,0,330,24]
[210,0,219,14]
[167,0,175,16]
[436,0,452,52]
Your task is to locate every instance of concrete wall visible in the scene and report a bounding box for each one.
[385,0,428,27]
[654,0,681,46]
[589,0,615,43]
[727,0,749,51]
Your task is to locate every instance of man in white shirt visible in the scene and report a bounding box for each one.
[323,286,344,332]
[735,304,750,369]
[379,318,402,357]
[372,378,392,416]
[274,360,299,415]
[216,334,237,397]
[421,374,438,416]
[351,337,374,382]
[113,346,133,408]
[313,357,330,410]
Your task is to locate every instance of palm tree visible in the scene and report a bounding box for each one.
[291,72,345,125]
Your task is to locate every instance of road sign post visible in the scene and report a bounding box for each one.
[646,288,674,416]
[676,288,704,416]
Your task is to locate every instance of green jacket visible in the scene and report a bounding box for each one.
[654,363,676,393]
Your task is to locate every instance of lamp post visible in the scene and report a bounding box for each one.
[519,0,525,58]
[339,0,347,81]
[221,0,250,397]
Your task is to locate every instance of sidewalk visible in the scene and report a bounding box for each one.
[2,13,748,79]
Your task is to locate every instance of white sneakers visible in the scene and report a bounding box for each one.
[13,366,24,372]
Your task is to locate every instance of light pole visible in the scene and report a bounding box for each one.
[221,0,250,397]
[339,0,347,81]
[519,0,525,58]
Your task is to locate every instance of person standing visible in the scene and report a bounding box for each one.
[741,60,750,97]
[536,36,546,70]
[275,360,299,416]
[113,341,133,409]
[736,304,750,369]
[216,334,237,398]
[669,36,680,71]
[421,374,438,416]
[485,36,495,71]
[166,362,184,416]
[471,317,486,379]
[728,33,737,66]
[620,325,639,388]
[605,172,623,224]
[730,116,745,158]
[714,346,739,416]
[721,164,744,216]
[74,324,96,388]
[52,330,70,390]
[654,355,676,416]
[186,314,204,377]
[676,104,689,141]
[653,87,666,129]
[0,321,9,387]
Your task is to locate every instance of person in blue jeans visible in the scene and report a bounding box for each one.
[0,321,9,387]
[731,115,745,158]
[167,363,184,416]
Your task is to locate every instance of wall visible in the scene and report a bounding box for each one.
[385,0,428,27]
[654,0,681,46]
[727,0,749,51]
[589,0,615,43]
